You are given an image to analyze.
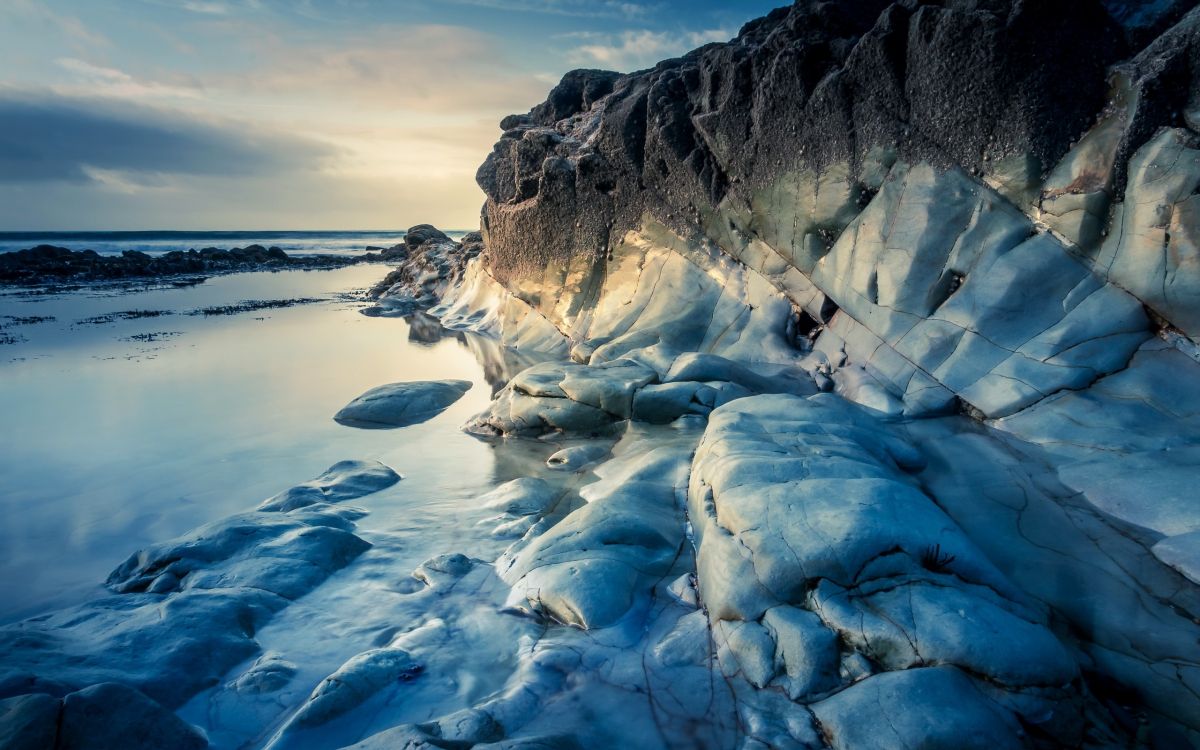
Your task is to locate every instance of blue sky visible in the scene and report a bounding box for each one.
[0,0,782,230]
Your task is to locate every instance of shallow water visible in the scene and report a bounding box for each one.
[0,265,523,622]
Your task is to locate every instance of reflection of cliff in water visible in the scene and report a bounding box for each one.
[405,311,457,345]
[405,311,556,395]
[459,329,557,396]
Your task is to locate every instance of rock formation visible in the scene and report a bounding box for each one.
[398,0,1200,745]
[2,1,1199,748]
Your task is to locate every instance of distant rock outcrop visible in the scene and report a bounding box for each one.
[0,242,407,286]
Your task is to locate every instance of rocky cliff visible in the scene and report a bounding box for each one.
[3,3,1199,749]
[429,0,1200,746]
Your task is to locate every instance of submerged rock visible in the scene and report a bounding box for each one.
[258,459,402,511]
[0,463,393,715]
[333,380,472,429]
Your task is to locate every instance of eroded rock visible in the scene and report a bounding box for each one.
[334,380,472,429]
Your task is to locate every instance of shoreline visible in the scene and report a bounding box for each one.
[0,243,407,289]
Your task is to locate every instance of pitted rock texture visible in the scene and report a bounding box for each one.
[477,0,1131,286]
[468,0,1200,421]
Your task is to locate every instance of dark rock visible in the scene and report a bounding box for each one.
[0,240,375,286]
[366,225,480,309]
[403,224,452,250]
[475,0,1132,284]
[58,683,207,750]
[0,693,59,750]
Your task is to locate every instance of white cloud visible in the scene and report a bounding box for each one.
[55,58,204,100]
[568,28,731,71]
[440,0,652,19]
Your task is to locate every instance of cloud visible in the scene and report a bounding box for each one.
[0,0,110,50]
[217,24,550,115]
[567,27,731,71]
[55,58,204,100]
[0,90,337,186]
[416,0,652,19]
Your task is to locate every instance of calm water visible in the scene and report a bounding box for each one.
[0,230,469,257]
[0,265,532,622]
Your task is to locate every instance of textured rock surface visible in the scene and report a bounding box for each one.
[366,226,482,315]
[434,7,1200,739]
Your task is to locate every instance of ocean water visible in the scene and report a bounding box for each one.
[0,264,545,623]
[0,230,470,258]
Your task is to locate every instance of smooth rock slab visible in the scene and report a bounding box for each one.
[108,506,370,598]
[1153,532,1200,585]
[334,380,472,429]
[811,666,1024,750]
[259,460,401,512]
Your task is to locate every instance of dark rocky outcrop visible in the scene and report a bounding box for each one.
[474,0,1165,286]
[0,241,407,286]
[366,226,482,313]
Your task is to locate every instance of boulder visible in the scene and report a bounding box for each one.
[334,380,472,429]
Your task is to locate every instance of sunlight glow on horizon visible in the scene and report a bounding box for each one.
[0,0,783,231]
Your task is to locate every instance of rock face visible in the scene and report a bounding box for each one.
[417,0,1200,745]
[333,380,472,429]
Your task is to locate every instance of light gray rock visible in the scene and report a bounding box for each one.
[811,667,1025,750]
[810,162,1150,418]
[231,652,298,695]
[1153,531,1200,585]
[107,506,370,599]
[545,444,609,471]
[292,646,422,727]
[334,380,472,429]
[811,578,1077,687]
[413,553,476,586]
[666,573,699,608]
[997,341,1200,540]
[761,606,839,700]
[653,610,711,667]
[258,460,401,512]
[498,434,694,629]
[481,478,559,516]
[714,620,777,689]
[688,393,1084,743]
[906,414,1200,737]
[1090,129,1200,340]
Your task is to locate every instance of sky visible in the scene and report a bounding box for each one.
[0,0,783,231]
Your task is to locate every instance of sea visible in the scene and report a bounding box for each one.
[0,229,470,257]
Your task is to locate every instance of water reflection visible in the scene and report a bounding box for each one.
[0,266,532,622]
[401,310,557,396]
